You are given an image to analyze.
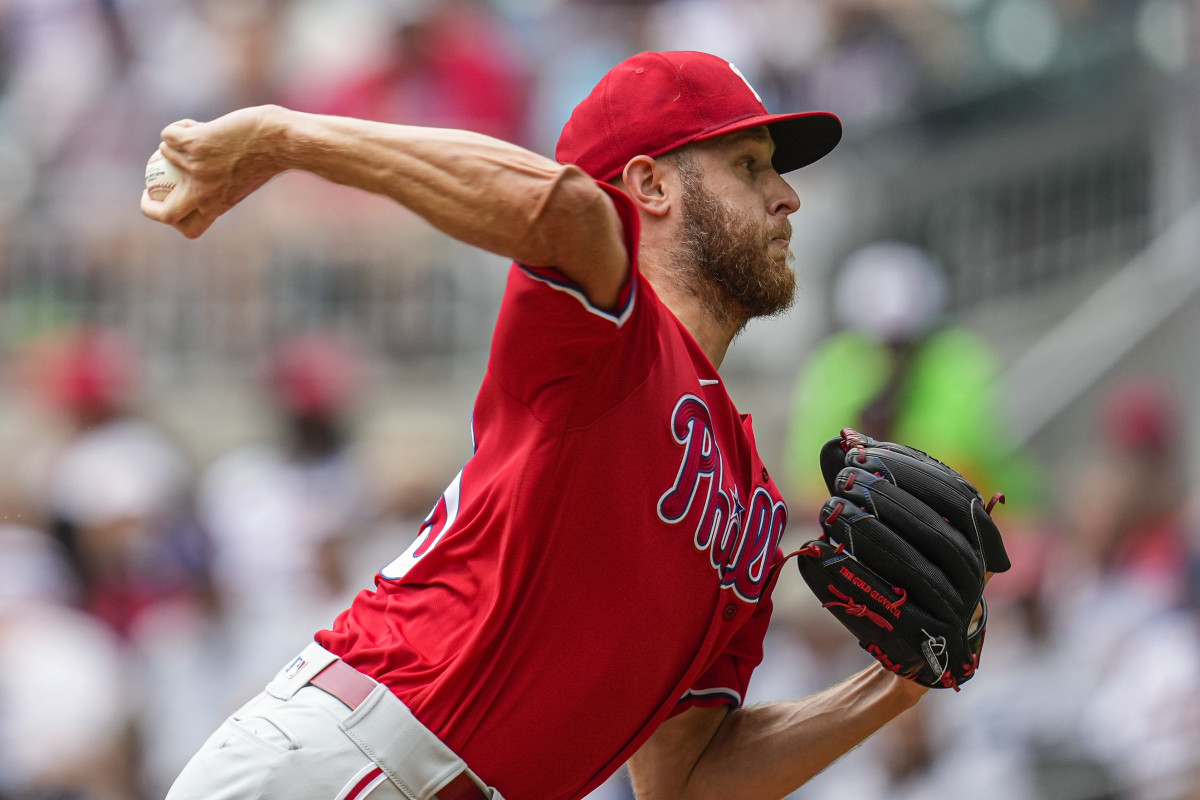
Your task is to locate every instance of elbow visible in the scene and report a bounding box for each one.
[551,163,612,211]
[541,163,610,216]
[520,164,617,266]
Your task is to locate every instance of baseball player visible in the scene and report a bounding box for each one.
[142,51,1007,800]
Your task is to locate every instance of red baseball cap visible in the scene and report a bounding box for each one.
[556,51,842,181]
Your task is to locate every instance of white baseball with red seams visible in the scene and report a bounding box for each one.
[144,150,181,201]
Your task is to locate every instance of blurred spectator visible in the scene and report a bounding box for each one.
[1065,378,1193,606]
[0,523,134,800]
[126,548,235,800]
[196,332,378,648]
[782,241,1042,518]
[933,528,1128,800]
[927,377,1200,800]
[295,0,532,145]
[1048,378,1200,800]
[1078,595,1200,800]
[9,325,203,638]
[126,332,384,797]
[747,569,1051,799]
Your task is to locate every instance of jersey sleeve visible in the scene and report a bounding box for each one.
[486,182,664,429]
[671,593,775,716]
[517,181,641,329]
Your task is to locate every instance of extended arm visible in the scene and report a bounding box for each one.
[629,665,925,800]
[140,106,629,308]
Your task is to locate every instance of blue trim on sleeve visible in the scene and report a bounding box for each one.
[677,686,744,708]
[516,265,637,327]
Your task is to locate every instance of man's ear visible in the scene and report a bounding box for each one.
[621,156,672,217]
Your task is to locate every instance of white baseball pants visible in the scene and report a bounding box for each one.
[164,642,502,800]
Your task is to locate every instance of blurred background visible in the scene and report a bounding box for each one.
[0,0,1198,798]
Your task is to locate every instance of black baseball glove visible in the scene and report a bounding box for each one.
[795,429,1010,690]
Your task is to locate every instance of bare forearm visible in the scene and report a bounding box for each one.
[274,109,588,262]
[632,666,926,800]
[145,106,622,281]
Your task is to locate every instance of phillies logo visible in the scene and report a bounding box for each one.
[658,395,786,602]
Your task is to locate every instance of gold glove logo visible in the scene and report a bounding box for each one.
[837,565,904,619]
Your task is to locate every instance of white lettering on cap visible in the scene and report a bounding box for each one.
[727,62,763,104]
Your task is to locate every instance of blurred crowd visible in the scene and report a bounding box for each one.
[0,0,1182,232]
[4,280,1200,800]
[764,242,1200,800]
[0,324,404,800]
[0,1,1198,800]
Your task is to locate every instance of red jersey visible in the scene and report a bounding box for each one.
[318,184,789,799]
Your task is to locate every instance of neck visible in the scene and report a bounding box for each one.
[642,261,746,368]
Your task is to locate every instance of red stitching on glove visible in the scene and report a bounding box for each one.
[840,428,869,465]
[961,653,979,680]
[866,643,903,675]
[824,586,895,631]
[986,492,1006,514]
[824,501,845,526]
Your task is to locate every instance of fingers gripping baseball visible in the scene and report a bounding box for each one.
[796,428,1010,690]
[141,109,282,238]
[141,139,220,238]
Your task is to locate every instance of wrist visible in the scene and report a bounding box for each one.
[878,664,929,708]
[255,104,301,174]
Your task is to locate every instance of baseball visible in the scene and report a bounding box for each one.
[144,149,182,202]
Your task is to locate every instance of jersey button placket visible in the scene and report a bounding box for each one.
[722,603,738,620]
